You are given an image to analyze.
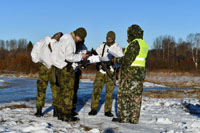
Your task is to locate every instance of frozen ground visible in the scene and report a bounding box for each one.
[145,75,200,88]
[0,98,200,132]
[0,76,200,132]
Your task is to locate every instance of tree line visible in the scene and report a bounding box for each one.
[147,33,200,72]
[0,33,199,75]
[0,39,38,74]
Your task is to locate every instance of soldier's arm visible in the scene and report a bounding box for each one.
[31,40,43,63]
[116,41,140,66]
[63,41,82,62]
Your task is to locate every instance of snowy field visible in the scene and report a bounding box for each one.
[1,98,200,132]
[0,76,200,133]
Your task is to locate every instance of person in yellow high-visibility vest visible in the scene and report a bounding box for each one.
[112,24,149,124]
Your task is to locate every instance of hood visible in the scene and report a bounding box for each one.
[127,24,144,43]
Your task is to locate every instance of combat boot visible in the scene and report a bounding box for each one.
[70,116,80,122]
[63,114,80,122]
[71,116,80,121]
[35,107,42,117]
[71,111,78,116]
[105,111,113,117]
[112,117,121,123]
[53,107,58,117]
[88,109,97,116]
[71,108,78,116]
[58,110,64,121]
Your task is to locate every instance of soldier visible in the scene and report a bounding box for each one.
[71,39,87,116]
[51,27,88,122]
[88,31,123,117]
[31,32,63,117]
[112,24,149,124]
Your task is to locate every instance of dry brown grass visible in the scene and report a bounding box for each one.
[143,89,200,99]
[79,125,92,131]
[144,79,200,89]
[146,70,200,76]
[0,104,32,110]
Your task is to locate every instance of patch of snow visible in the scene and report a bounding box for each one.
[143,82,167,88]
[156,118,173,124]
[80,79,93,83]
[88,128,100,133]
[0,79,5,82]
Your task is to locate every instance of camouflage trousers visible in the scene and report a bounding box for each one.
[55,66,75,116]
[36,64,58,109]
[91,71,115,112]
[117,67,145,124]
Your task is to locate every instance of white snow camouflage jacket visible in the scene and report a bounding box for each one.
[51,33,82,69]
[96,42,124,73]
[31,36,57,69]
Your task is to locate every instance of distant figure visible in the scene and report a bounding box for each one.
[88,31,124,117]
[51,27,88,122]
[112,24,149,124]
[31,32,63,117]
[71,39,87,116]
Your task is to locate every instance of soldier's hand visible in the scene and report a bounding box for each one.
[112,57,117,63]
[82,54,88,60]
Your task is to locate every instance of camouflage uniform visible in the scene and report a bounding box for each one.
[33,32,63,117]
[116,25,147,124]
[36,63,58,109]
[56,66,75,118]
[91,71,115,112]
[50,29,87,121]
[50,66,61,111]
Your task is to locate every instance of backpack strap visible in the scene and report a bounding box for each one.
[101,42,106,57]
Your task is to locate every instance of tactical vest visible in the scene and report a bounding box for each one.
[124,38,148,67]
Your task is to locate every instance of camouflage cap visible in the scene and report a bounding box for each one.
[74,27,87,39]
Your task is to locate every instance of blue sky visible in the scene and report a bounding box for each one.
[0,0,199,49]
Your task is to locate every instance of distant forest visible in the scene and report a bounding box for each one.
[147,33,200,72]
[0,33,200,75]
[0,39,38,74]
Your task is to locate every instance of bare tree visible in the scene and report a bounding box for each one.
[0,40,5,50]
[162,35,175,64]
[10,40,17,51]
[153,36,163,56]
[18,39,27,49]
[194,33,200,69]
[6,40,10,50]
[187,33,200,70]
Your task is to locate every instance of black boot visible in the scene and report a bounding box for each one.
[88,109,97,116]
[58,110,64,121]
[112,117,121,123]
[71,111,78,117]
[35,107,42,117]
[63,114,80,122]
[53,107,58,117]
[71,107,78,116]
[70,116,80,122]
[105,111,114,117]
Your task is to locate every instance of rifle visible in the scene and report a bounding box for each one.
[90,49,116,85]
